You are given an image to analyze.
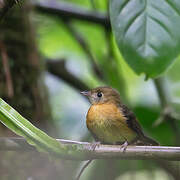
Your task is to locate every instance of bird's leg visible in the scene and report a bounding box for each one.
[90,141,101,151]
[120,141,128,152]
[76,141,101,180]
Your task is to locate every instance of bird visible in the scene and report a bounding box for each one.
[81,86,159,150]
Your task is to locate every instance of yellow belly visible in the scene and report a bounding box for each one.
[86,103,137,144]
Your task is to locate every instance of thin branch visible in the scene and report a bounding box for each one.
[154,78,169,109]
[46,59,89,91]
[33,1,110,28]
[0,137,180,161]
[153,78,180,144]
[76,160,93,180]
[63,20,104,80]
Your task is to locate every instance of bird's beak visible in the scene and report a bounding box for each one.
[80,90,91,96]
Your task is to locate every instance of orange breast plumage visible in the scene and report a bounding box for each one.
[86,103,137,144]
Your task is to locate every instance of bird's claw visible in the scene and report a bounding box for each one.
[120,141,128,152]
[90,142,101,151]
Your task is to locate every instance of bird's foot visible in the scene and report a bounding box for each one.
[90,141,101,151]
[120,141,128,153]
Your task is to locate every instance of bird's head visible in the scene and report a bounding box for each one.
[81,86,121,105]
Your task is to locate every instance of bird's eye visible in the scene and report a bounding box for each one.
[97,92,102,97]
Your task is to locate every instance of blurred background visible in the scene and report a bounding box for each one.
[0,0,180,179]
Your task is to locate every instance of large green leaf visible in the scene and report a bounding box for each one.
[110,0,180,78]
[0,98,65,154]
[0,98,88,160]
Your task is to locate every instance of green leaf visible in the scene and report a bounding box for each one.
[110,0,180,78]
[0,98,64,154]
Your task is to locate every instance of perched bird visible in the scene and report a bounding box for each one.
[81,86,159,149]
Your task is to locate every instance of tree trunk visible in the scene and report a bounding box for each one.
[0,2,53,134]
[0,2,65,180]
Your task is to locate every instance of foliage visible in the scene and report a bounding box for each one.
[0,98,64,154]
[110,0,180,78]
[1,0,180,179]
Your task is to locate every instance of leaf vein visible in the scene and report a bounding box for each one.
[118,0,131,14]
[165,0,180,17]
[151,3,170,20]
[142,0,148,55]
[123,8,145,37]
[149,15,173,39]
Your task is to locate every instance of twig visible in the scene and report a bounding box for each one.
[76,160,93,180]
[154,78,169,108]
[46,59,89,91]
[33,1,110,28]
[75,142,99,180]
[153,78,180,144]
[0,137,180,161]
[63,20,104,80]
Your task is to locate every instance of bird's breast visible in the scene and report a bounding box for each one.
[86,103,137,144]
[87,103,125,125]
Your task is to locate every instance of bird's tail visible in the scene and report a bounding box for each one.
[135,135,159,146]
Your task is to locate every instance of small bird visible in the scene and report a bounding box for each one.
[81,86,159,149]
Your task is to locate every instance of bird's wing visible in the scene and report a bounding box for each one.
[119,104,145,137]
